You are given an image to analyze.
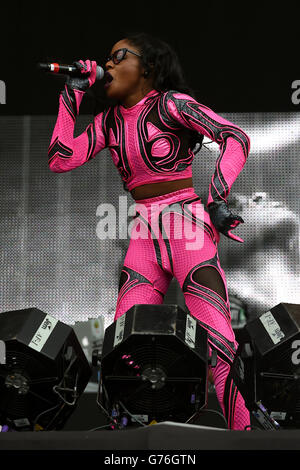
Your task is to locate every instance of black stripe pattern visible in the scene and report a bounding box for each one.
[61,86,78,122]
[85,121,97,161]
[161,91,250,202]
[48,137,73,163]
[182,252,236,362]
[117,266,164,307]
[198,319,237,363]
[223,375,240,429]
[156,197,217,275]
[133,211,164,271]
[137,96,194,173]
[105,106,132,182]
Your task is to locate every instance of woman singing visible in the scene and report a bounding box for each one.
[48,32,251,430]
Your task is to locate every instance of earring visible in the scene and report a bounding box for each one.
[143,70,149,77]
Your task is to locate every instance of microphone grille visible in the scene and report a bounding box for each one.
[96,66,105,80]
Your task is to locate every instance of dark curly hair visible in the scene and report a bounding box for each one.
[124,32,203,154]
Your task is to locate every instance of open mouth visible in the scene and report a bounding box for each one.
[104,71,114,88]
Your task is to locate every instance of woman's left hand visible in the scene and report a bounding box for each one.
[208,200,244,243]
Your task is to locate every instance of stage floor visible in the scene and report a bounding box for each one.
[0,422,300,451]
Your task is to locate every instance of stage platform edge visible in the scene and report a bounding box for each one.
[0,421,300,450]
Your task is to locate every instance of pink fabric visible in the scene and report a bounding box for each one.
[165,93,250,205]
[48,87,106,172]
[48,89,250,206]
[114,187,250,430]
[209,345,250,430]
[48,87,251,428]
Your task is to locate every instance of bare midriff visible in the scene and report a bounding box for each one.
[131,177,194,200]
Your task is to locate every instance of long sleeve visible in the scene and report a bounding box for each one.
[161,90,250,206]
[48,85,107,173]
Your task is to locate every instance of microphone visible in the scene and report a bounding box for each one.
[37,62,105,80]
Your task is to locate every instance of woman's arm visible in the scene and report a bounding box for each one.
[48,61,108,173]
[160,90,251,207]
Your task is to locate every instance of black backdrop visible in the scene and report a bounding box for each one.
[1,0,300,114]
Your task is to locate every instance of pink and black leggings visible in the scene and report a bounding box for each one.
[114,187,250,430]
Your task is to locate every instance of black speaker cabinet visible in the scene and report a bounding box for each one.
[99,304,208,425]
[0,307,91,430]
[233,303,300,427]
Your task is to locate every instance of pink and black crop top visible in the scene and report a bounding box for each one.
[48,87,250,205]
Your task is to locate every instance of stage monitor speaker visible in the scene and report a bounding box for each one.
[0,308,91,431]
[232,302,300,428]
[229,293,248,330]
[98,304,208,427]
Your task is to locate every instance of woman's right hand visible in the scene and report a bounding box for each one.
[65,59,98,92]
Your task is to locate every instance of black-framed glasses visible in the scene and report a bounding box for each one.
[105,48,142,65]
